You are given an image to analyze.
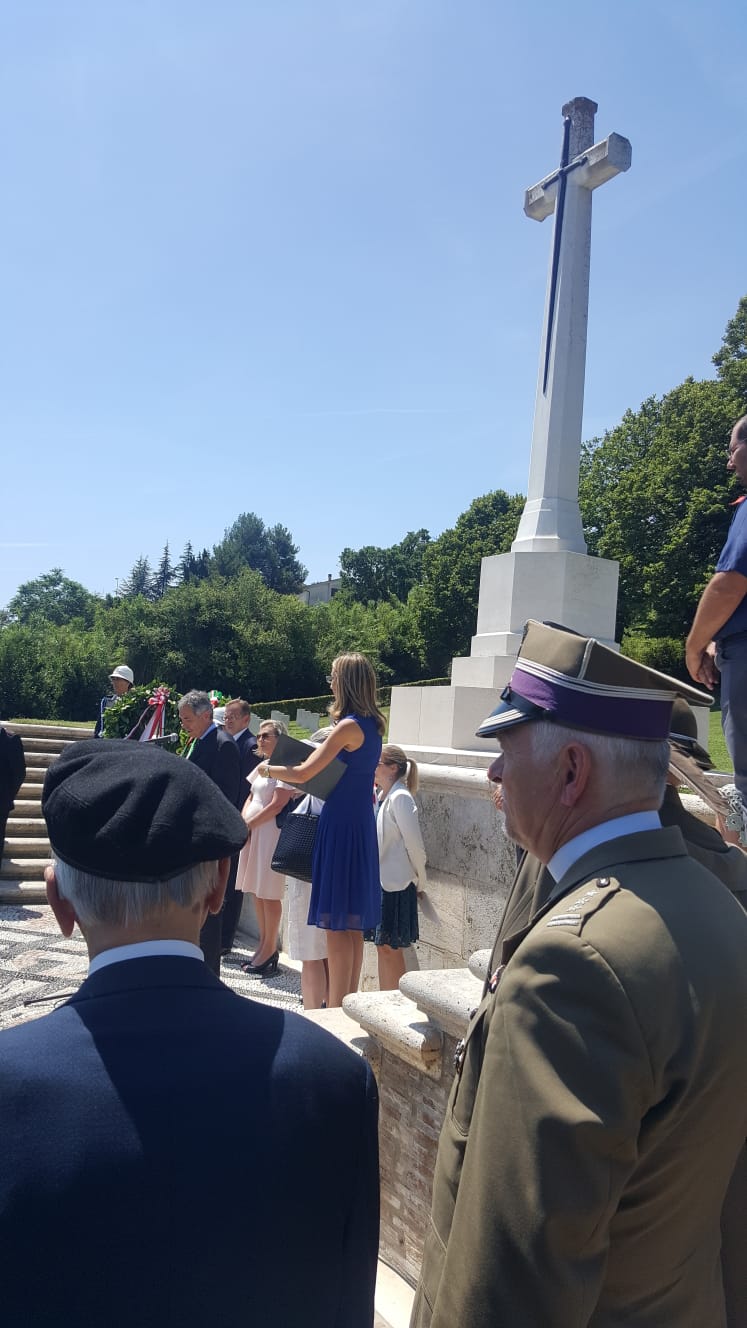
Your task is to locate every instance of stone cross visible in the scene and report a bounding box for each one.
[512,97,631,555]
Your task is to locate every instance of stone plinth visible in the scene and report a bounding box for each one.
[400,968,483,1038]
[343,990,442,1078]
[388,682,501,752]
[391,551,620,747]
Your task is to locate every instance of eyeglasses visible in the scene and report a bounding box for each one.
[326,674,336,686]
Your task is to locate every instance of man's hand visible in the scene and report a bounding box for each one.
[685,640,719,689]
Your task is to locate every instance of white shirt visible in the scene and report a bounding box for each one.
[546,811,662,887]
[88,939,204,976]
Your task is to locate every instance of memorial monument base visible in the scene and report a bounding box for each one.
[391,549,620,749]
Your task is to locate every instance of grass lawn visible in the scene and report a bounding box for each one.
[9,717,95,729]
[708,708,732,772]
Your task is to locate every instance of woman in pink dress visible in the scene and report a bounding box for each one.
[236,720,295,976]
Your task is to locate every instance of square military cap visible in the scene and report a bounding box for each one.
[476,620,713,741]
[42,739,248,882]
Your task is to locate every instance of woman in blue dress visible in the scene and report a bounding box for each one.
[259,653,385,1006]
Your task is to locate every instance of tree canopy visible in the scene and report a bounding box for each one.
[579,300,747,640]
[6,569,99,628]
[340,529,431,604]
[212,513,307,593]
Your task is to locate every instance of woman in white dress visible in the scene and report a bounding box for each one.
[236,720,295,976]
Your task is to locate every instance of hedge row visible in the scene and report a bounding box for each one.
[250,677,451,720]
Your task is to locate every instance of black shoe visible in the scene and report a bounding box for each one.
[244,950,279,977]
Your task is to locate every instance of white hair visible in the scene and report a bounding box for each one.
[526,720,669,803]
[54,858,219,928]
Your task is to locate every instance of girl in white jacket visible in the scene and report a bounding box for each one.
[366,744,427,990]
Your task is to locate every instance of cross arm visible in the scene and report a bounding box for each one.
[524,132,633,221]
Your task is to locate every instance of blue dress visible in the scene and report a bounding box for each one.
[308,714,382,931]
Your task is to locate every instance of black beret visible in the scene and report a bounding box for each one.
[42,739,247,882]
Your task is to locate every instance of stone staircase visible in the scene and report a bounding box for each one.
[1,723,91,904]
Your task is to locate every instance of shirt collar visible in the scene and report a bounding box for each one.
[88,939,204,976]
[547,811,662,883]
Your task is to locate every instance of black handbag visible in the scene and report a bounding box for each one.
[271,807,319,882]
[275,794,302,829]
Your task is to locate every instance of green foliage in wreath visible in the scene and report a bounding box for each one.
[102,682,185,751]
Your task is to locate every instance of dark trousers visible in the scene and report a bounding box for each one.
[220,854,243,952]
[0,807,9,868]
[717,633,747,802]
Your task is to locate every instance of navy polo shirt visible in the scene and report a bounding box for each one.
[715,498,747,640]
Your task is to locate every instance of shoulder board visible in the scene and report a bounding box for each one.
[544,876,621,934]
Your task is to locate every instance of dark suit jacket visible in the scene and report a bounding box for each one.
[235,726,260,804]
[0,957,379,1327]
[0,727,25,812]
[189,725,241,806]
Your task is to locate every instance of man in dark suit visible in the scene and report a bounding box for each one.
[222,697,261,952]
[0,739,379,1328]
[0,723,26,867]
[178,689,241,974]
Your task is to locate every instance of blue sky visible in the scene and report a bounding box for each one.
[1,1,746,608]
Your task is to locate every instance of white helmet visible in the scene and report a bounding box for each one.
[109,665,134,685]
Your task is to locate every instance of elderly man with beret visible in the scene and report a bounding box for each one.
[0,740,379,1328]
[411,620,747,1328]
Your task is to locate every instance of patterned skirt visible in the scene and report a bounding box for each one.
[364,883,419,949]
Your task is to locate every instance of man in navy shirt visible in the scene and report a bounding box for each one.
[687,414,747,800]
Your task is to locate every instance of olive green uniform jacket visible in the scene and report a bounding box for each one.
[410,824,747,1328]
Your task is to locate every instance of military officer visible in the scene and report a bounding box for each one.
[411,621,747,1328]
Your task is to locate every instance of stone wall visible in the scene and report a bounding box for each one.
[343,968,483,1287]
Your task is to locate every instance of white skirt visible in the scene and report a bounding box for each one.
[286,877,327,961]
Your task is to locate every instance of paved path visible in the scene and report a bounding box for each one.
[0,903,302,1031]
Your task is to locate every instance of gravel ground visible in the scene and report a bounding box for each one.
[0,903,303,1031]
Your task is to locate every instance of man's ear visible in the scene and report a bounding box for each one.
[45,864,77,939]
[205,858,230,916]
[558,742,593,807]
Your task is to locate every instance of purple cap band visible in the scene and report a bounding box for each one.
[511,667,674,740]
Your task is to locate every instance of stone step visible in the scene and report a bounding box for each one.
[6,722,92,741]
[5,817,47,837]
[20,771,47,788]
[0,880,48,904]
[9,801,42,817]
[3,838,53,858]
[12,736,74,755]
[16,780,43,802]
[18,751,57,769]
[0,857,48,881]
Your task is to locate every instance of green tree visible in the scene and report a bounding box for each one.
[340,529,431,603]
[410,491,525,674]
[212,513,307,593]
[579,377,742,640]
[712,294,747,405]
[6,568,99,628]
[152,543,176,599]
[119,555,155,599]
[310,591,425,684]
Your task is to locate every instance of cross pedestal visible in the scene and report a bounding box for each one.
[391,98,629,753]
